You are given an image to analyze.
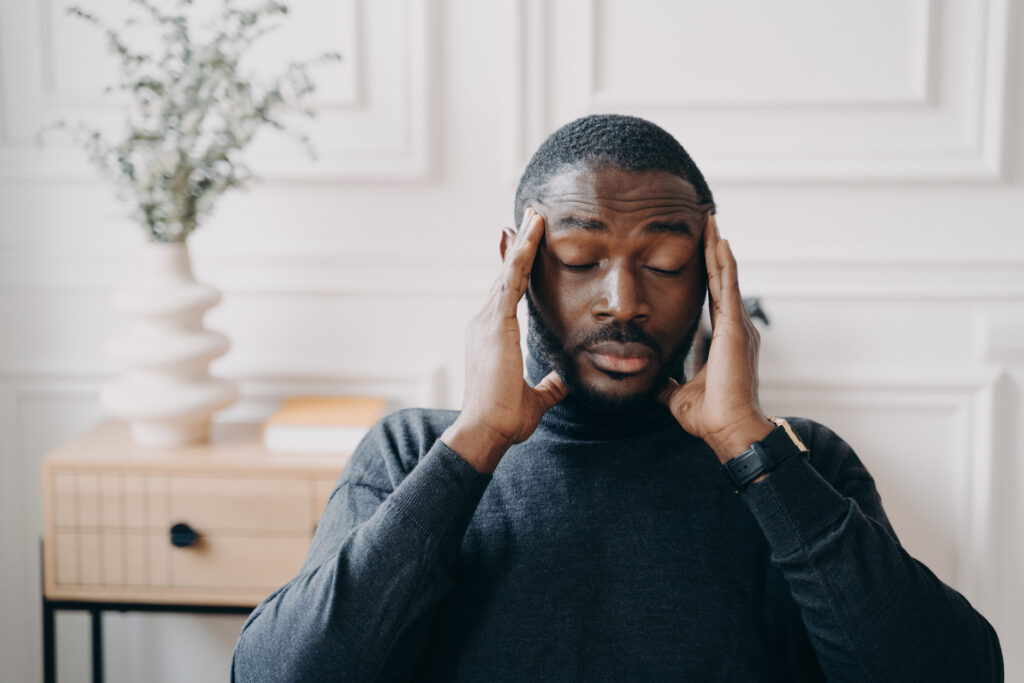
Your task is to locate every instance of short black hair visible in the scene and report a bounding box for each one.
[514,113,714,227]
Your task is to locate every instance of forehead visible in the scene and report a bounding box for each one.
[538,166,707,218]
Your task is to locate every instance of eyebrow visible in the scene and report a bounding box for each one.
[552,215,693,236]
[644,221,693,236]
[555,215,607,232]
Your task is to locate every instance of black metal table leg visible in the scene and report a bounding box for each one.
[40,598,252,681]
[43,596,56,683]
[90,609,104,683]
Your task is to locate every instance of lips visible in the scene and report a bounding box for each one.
[585,341,654,375]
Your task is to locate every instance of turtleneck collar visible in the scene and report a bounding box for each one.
[525,336,680,440]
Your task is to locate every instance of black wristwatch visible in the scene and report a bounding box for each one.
[722,416,808,491]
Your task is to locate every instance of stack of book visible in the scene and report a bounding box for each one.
[261,395,389,454]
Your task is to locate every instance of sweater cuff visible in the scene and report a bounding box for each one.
[739,454,851,557]
[385,438,491,548]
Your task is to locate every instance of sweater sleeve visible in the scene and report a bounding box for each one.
[231,410,491,682]
[739,419,1003,683]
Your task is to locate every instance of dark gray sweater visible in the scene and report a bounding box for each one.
[231,357,1002,682]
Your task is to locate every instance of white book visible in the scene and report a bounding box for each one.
[261,396,388,454]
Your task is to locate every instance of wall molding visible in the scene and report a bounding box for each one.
[587,0,935,109]
[511,0,1011,182]
[760,368,1006,621]
[974,306,1024,361]
[0,0,433,180]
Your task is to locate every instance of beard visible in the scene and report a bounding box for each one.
[525,290,700,413]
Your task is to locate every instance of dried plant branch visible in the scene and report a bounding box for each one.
[38,0,342,243]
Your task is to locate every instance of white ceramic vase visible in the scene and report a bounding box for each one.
[99,240,239,447]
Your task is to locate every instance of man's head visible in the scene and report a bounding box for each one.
[508,114,714,412]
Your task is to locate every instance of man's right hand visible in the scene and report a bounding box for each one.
[441,207,569,473]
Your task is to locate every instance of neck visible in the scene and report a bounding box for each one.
[525,337,679,439]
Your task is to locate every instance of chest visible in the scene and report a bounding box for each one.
[419,438,819,680]
[471,453,783,625]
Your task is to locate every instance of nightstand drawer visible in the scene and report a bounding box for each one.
[169,535,311,589]
[42,422,347,607]
[52,471,319,533]
[169,476,313,533]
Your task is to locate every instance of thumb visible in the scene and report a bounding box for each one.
[531,371,569,411]
[657,378,682,407]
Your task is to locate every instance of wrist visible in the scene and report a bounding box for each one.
[441,418,510,474]
[707,415,774,464]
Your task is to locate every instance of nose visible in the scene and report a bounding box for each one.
[591,261,650,323]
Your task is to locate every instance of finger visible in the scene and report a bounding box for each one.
[489,225,519,290]
[509,206,536,248]
[704,214,723,325]
[517,206,535,234]
[504,210,543,290]
[531,371,569,411]
[717,239,743,321]
[488,209,537,295]
[494,208,533,270]
[704,213,720,275]
[498,210,545,315]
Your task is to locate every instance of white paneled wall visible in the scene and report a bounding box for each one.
[1,1,1022,681]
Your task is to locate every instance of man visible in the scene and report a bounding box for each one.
[231,115,1002,681]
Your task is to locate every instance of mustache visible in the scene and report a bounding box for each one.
[571,322,663,362]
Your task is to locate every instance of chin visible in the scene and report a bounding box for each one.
[570,366,662,412]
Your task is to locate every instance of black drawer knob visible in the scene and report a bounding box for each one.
[170,522,200,548]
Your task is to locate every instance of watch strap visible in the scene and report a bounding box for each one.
[723,441,775,490]
[722,418,807,491]
[767,415,808,453]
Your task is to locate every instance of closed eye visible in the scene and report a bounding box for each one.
[560,261,597,272]
[646,266,684,276]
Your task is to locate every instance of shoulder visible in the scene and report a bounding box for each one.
[340,407,460,491]
[779,416,874,486]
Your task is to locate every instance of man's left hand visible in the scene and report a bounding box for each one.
[657,215,773,464]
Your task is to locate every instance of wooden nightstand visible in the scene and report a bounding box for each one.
[40,420,351,683]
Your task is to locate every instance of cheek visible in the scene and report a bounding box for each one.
[650,269,706,335]
[678,268,707,315]
[684,264,707,309]
[530,252,591,334]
